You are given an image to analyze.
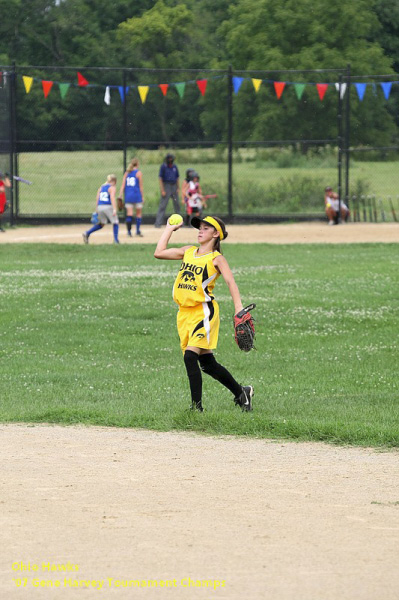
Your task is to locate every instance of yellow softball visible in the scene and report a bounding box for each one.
[168,214,183,226]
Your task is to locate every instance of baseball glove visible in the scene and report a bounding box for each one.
[117,196,124,211]
[233,303,256,352]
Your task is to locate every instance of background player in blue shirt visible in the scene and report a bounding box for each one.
[118,158,145,237]
[154,153,180,227]
[83,174,120,244]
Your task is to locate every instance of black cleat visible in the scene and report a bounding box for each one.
[190,402,204,413]
[234,386,254,412]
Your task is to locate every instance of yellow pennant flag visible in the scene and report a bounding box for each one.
[252,78,262,92]
[138,86,149,104]
[23,76,34,94]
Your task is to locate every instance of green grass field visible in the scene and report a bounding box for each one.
[16,150,399,219]
[1,242,398,447]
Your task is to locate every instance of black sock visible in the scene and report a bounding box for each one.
[183,350,203,409]
[198,354,242,397]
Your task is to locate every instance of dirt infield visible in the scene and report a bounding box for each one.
[1,425,399,600]
[0,221,398,245]
[2,222,399,599]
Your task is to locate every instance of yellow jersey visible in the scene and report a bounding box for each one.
[173,246,221,308]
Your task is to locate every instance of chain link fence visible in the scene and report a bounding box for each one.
[3,64,399,224]
[348,147,399,222]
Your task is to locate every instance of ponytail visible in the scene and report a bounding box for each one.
[211,216,228,253]
[128,157,139,171]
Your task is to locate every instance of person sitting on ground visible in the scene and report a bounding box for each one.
[325,186,350,225]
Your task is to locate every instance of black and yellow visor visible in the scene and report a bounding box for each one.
[191,216,224,240]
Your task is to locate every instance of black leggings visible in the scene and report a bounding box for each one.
[183,351,242,408]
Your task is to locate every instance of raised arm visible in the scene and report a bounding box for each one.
[213,255,243,315]
[154,221,189,260]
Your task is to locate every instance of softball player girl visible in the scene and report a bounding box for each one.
[154,215,253,412]
[118,158,144,237]
[83,174,120,244]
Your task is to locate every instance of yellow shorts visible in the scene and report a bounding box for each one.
[177,301,220,353]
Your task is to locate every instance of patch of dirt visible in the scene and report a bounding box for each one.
[0,221,398,245]
[1,425,399,599]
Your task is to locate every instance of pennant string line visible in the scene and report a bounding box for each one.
[18,71,399,103]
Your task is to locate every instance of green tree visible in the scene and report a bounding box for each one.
[208,0,396,145]
[374,0,399,71]
[116,0,211,142]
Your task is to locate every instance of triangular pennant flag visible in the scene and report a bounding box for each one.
[175,82,185,99]
[77,72,89,87]
[23,76,34,94]
[118,86,129,103]
[273,81,285,99]
[355,83,367,101]
[104,86,111,105]
[335,82,347,99]
[58,83,70,99]
[159,83,169,96]
[252,78,262,92]
[316,83,328,101]
[196,79,208,96]
[380,82,392,100]
[42,80,53,98]
[138,85,149,104]
[232,76,244,94]
[294,83,306,99]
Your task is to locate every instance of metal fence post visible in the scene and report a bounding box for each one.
[344,64,351,206]
[123,68,127,172]
[9,62,18,225]
[227,65,233,220]
[337,74,343,223]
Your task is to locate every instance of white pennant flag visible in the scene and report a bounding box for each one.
[104,86,111,105]
[335,82,347,99]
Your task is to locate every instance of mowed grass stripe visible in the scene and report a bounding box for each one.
[0,243,398,447]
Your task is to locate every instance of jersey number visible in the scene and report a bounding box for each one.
[126,177,137,187]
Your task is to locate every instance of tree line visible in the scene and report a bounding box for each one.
[1,0,399,148]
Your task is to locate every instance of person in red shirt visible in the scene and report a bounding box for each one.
[0,172,11,232]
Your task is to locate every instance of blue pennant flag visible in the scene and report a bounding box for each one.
[380,82,392,100]
[355,83,367,101]
[232,77,244,94]
[118,86,130,103]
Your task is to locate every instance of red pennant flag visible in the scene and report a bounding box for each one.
[77,72,89,87]
[42,80,53,98]
[273,81,286,99]
[196,79,208,96]
[159,84,169,96]
[316,83,328,101]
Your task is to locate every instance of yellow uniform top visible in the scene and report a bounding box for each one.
[173,246,221,308]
